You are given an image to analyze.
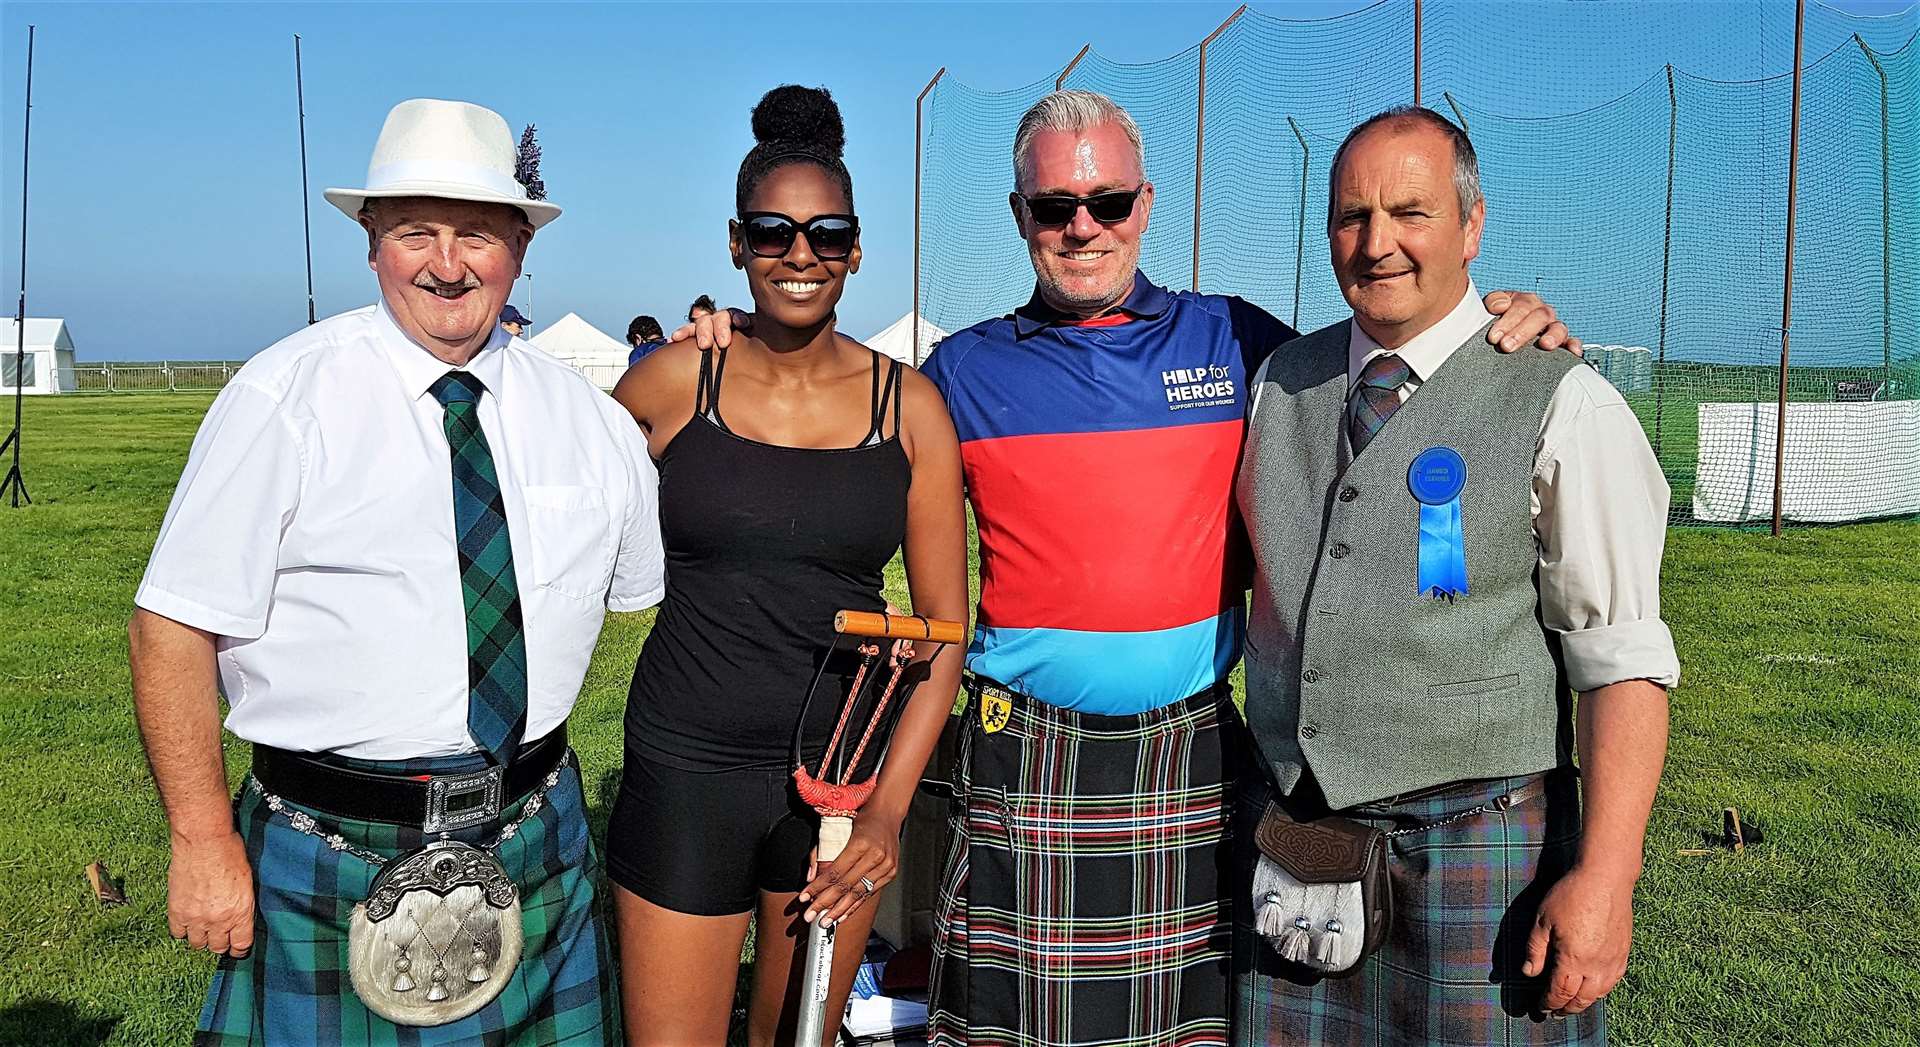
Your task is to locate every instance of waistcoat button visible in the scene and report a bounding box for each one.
[1301,668,1321,683]
[1338,486,1358,502]
[1330,543,1351,559]
[1300,723,1320,739]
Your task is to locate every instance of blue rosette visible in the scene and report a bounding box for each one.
[1408,447,1469,599]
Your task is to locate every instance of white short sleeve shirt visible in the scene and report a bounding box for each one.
[136,302,665,758]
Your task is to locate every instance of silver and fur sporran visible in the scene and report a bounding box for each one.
[347,840,523,1026]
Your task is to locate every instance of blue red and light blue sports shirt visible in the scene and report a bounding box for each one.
[921,271,1299,715]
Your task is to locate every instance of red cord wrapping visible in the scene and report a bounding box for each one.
[794,643,914,818]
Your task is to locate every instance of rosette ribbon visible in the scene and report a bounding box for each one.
[1409,447,1469,600]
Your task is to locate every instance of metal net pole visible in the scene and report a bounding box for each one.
[3,24,37,509]
[913,68,946,367]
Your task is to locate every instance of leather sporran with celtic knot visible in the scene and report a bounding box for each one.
[347,840,524,1026]
[1250,804,1391,976]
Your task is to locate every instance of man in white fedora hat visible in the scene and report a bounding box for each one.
[130,97,663,1045]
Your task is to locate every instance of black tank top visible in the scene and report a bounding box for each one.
[627,348,912,771]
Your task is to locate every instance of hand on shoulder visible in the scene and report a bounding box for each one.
[894,361,957,463]
[613,338,706,429]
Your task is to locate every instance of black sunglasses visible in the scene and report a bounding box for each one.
[1014,186,1143,227]
[735,211,860,261]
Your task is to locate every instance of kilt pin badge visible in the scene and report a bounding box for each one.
[979,691,1012,734]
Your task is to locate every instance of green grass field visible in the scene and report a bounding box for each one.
[1,394,1915,1045]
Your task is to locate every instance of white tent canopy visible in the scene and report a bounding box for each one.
[0,317,78,395]
[864,312,947,366]
[528,312,630,369]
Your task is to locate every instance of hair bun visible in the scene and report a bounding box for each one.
[751,85,846,157]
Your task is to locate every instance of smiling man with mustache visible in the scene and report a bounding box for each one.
[129,99,663,1045]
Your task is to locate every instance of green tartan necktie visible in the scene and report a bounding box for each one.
[430,371,528,764]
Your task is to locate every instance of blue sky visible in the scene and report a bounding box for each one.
[0,1,1912,362]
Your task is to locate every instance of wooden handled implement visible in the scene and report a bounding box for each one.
[791,609,964,1047]
[833,610,966,646]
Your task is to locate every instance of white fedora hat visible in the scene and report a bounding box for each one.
[324,98,562,229]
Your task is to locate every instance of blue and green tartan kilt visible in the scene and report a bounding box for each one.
[928,683,1235,1047]
[196,748,618,1046]
[1231,767,1603,1047]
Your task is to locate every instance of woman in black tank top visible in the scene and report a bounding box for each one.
[607,86,967,1047]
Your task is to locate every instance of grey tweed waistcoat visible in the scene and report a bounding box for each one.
[1236,318,1582,810]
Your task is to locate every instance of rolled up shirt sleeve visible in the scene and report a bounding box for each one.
[607,410,665,612]
[134,381,305,639]
[1534,365,1681,692]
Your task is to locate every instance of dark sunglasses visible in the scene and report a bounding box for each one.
[1014,186,1142,227]
[735,211,860,261]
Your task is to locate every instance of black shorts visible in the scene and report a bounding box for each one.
[605,753,817,916]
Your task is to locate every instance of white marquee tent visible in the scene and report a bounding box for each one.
[0,318,77,395]
[528,312,630,367]
[864,312,947,366]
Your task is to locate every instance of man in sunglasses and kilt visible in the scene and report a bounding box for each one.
[911,90,1578,1047]
[129,99,664,1045]
[1233,108,1677,1045]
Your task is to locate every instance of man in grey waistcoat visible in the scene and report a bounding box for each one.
[1232,106,1679,1045]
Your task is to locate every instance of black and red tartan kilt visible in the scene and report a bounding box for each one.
[928,680,1236,1047]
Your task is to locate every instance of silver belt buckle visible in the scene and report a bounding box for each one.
[423,765,504,834]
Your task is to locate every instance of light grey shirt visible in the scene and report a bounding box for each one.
[1253,282,1680,692]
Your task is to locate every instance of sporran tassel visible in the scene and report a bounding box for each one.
[426,967,450,1002]
[1279,926,1311,964]
[465,943,492,984]
[1255,892,1291,939]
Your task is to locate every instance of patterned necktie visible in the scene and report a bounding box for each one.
[430,371,528,764]
[1347,352,1413,455]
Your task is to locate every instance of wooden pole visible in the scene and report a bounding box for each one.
[1056,44,1091,91]
[1192,4,1248,292]
[912,68,946,367]
[1287,116,1309,330]
[1856,35,1892,389]
[1413,0,1423,105]
[1655,65,1676,463]
[1773,0,1805,537]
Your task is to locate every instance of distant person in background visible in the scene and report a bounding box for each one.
[627,315,667,366]
[687,294,718,324]
[500,303,532,337]
[128,97,663,1045]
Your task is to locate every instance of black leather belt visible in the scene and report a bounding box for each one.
[250,725,569,834]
